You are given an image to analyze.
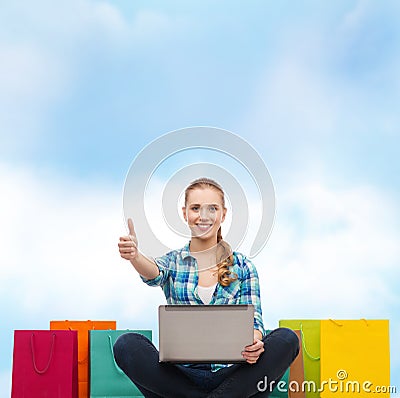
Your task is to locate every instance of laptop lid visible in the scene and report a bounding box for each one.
[158,304,254,363]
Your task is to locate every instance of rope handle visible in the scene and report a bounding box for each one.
[30,333,56,374]
[67,328,89,364]
[299,319,371,363]
[68,324,97,330]
[329,318,370,326]
[78,356,89,365]
[108,335,125,374]
[66,324,100,364]
[300,323,320,361]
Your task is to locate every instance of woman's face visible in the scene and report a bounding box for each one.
[183,187,226,241]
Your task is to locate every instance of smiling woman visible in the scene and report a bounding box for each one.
[114,177,299,397]
[182,178,237,288]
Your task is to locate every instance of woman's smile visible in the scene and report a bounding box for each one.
[195,223,213,232]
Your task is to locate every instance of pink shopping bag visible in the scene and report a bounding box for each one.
[11,330,78,398]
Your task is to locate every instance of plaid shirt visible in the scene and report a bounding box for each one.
[141,242,265,371]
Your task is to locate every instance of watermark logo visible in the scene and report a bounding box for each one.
[336,369,348,381]
[257,369,397,394]
[122,126,275,265]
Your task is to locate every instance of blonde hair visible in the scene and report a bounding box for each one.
[184,177,237,287]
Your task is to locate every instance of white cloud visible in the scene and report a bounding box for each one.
[242,16,339,146]
[0,41,70,151]
[243,0,400,154]
[132,9,180,39]
[91,2,130,36]
[0,0,129,142]
[246,57,337,144]
[0,163,164,321]
[0,370,11,397]
[0,0,188,156]
[257,179,399,321]
[341,0,370,33]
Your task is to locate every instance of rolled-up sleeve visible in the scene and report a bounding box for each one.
[140,254,171,287]
[238,257,265,337]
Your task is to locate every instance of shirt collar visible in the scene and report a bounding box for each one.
[180,242,194,260]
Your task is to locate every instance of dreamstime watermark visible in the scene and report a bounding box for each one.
[257,369,397,394]
[123,127,275,266]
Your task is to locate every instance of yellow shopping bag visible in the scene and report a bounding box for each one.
[320,319,390,398]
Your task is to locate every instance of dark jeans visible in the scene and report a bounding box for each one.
[113,328,299,398]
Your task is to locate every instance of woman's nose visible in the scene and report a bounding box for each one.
[199,206,211,220]
[199,207,208,220]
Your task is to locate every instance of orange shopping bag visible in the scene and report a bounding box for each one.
[289,330,306,398]
[50,320,116,398]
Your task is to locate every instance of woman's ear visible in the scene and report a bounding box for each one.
[221,207,227,223]
[182,206,187,222]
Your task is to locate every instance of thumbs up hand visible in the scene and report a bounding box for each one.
[118,218,139,261]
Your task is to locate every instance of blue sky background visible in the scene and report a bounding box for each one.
[1,0,399,395]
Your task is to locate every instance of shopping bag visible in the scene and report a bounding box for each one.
[279,320,320,398]
[89,330,152,398]
[269,368,290,398]
[50,320,116,398]
[11,330,78,398]
[268,329,305,398]
[320,319,390,397]
[288,330,306,398]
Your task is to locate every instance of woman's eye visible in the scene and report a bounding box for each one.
[209,206,217,212]
[192,206,199,211]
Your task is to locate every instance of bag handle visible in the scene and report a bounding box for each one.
[300,323,320,361]
[329,318,369,327]
[67,326,90,364]
[30,333,56,374]
[108,335,125,374]
[78,356,89,365]
[66,328,88,364]
[67,325,96,330]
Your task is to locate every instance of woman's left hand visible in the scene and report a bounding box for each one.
[242,338,264,364]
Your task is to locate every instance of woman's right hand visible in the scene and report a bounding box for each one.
[118,218,139,261]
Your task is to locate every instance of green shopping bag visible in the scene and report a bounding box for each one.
[269,368,290,397]
[279,320,320,398]
[89,330,152,398]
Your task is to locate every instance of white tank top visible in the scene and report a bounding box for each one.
[197,283,217,304]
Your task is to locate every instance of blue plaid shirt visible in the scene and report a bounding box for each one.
[141,242,265,371]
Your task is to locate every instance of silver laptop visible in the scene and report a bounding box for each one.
[158,304,254,363]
